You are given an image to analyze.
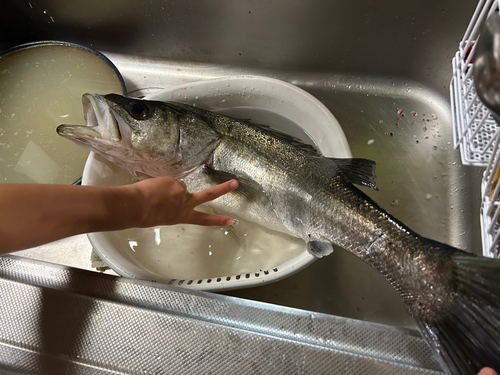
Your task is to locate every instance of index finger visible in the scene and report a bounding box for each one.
[190,179,238,206]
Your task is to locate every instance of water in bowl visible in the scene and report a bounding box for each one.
[0,44,123,184]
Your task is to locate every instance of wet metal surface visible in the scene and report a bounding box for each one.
[0,256,442,374]
[2,0,482,330]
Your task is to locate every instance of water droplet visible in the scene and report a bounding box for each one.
[128,241,138,252]
[154,228,161,246]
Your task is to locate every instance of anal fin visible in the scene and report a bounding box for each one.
[307,241,334,258]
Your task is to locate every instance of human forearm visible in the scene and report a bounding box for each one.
[0,177,237,254]
[0,184,142,253]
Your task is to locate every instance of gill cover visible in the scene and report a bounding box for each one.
[58,94,221,179]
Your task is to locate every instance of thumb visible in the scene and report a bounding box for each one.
[187,210,234,227]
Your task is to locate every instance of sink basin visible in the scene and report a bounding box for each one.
[4,0,481,330]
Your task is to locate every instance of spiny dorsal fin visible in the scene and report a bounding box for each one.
[169,101,321,156]
[249,122,321,156]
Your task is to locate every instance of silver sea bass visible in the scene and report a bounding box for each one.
[58,93,500,375]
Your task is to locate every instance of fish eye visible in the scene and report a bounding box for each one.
[129,102,148,119]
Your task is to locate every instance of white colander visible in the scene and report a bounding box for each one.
[83,76,351,291]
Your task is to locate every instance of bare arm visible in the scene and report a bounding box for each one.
[0,177,238,253]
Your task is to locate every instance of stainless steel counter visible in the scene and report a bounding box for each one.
[0,255,442,374]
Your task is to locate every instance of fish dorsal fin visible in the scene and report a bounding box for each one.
[246,122,377,187]
[247,122,322,157]
[169,102,321,156]
[318,157,379,191]
[334,158,378,191]
[203,166,271,206]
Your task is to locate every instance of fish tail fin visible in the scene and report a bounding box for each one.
[414,251,500,375]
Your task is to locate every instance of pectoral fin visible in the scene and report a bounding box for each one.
[203,166,271,206]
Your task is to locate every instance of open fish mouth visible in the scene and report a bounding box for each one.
[56,93,122,143]
[56,93,183,179]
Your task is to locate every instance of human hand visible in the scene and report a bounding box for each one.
[478,368,498,375]
[126,176,238,228]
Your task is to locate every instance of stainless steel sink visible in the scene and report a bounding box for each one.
[2,0,482,330]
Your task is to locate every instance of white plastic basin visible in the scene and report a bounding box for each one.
[83,76,351,291]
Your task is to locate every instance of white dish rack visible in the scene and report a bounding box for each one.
[481,139,500,258]
[451,0,500,166]
[451,0,500,257]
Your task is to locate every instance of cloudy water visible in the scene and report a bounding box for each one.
[0,44,123,184]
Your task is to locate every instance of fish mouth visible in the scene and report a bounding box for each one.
[57,93,122,142]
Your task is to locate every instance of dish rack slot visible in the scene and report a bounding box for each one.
[451,0,500,257]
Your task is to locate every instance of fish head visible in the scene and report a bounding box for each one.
[57,94,220,179]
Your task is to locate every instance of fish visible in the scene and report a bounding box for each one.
[58,93,500,375]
